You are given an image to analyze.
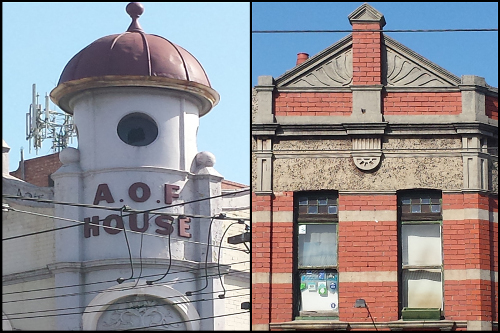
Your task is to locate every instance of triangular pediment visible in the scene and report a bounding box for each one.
[276,35,353,88]
[275,34,461,89]
[348,3,386,26]
[383,35,461,87]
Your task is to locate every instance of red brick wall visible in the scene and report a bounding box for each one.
[9,152,62,187]
[338,194,398,322]
[442,192,498,322]
[485,95,498,120]
[252,193,272,327]
[274,92,352,117]
[352,22,382,85]
[383,92,462,115]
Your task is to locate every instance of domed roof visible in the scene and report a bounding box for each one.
[50,2,219,116]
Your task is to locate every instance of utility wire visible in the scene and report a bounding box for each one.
[252,28,498,33]
[6,303,250,325]
[2,207,249,254]
[2,267,250,304]
[2,188,249,219]
[121,310,250,331]
[2,259,249,297]
[4,289,250,318]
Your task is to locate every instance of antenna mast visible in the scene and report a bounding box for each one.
[26,84,77,154]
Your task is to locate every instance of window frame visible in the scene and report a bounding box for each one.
[397,190,444,320]
[294,191,339,319]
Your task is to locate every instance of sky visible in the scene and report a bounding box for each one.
[252,2,498,88]
[2,2,250,186]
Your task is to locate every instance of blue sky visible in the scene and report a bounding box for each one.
[2,2,250,186]
[252,2,498,88]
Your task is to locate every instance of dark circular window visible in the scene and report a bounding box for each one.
[117,113,158,146]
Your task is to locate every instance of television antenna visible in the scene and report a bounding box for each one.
[26,84,77,154]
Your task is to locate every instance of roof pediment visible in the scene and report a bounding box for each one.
[348,3,386,26]
[275,34,461,89]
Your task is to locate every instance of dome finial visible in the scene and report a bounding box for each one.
[126,2,144,32]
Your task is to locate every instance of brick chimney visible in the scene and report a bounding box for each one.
[296,52,309,66]
[348,3,385,85]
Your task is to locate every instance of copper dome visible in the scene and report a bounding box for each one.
[51,2,219,116]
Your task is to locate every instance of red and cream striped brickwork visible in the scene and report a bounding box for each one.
[252,192,498,330]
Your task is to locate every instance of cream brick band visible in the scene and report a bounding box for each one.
[339,271,397,282]
[443,208,498,223]
[445,269,498,282]
[339,210,396,222]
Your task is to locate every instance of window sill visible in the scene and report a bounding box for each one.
[269,319,467,331]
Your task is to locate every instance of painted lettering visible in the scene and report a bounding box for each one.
[165,184,180,204]
[103,214,124,235]
[93,184,115,205]
[129,212,149,232]
[154,215,174,235]
[178,217,192,238]
[84,216,100,238]
[128,182,151,202]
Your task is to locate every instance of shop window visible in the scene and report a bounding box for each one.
[398,190,443,320]
[295,192,338,319]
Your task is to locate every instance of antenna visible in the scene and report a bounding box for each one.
[25,84,77,154]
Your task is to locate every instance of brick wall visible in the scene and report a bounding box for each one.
[338,194,398,322]
[10,152,62,187]
[274,92,352,117]
[383,92,462,115]
[352,22,382,85]
[485,95,498,120]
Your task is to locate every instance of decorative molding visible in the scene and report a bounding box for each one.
[351,137,382,171]
[286,50,352,88]
[97,295,185,330]
[383,36,461,87]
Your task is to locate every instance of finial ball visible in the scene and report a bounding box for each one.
[126,2,144,18]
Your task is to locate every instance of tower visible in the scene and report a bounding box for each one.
[49,2,226,330]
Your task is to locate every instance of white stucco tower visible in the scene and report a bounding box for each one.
[49,2,226,330]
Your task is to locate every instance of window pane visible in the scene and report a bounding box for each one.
[431,205,441,213]
[318,205,328,214]
[299,197,308,205]
[402,269,442,309]
[421,204,431,213]
[421,198,431,204]
[402,224,441,266]
[401,198,411,205]
[299,270,339,312]
[328,206,337,214]
[298,224,337,267]
[308,206,318,214]
[411,205,421,213]
[299,205,307,214]
[318,198,327,205]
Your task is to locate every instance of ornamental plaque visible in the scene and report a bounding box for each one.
[351,137,382,171]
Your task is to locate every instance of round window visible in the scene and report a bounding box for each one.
[117,113,158,146]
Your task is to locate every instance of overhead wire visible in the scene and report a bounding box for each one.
[216,220,247,299]
[252,28,498,33]
[5,301,251,324]
[2,187,249,220]
[2,207,249,254]
[2,259,249,297]
[4,289,250,319]
[2,267,250,305]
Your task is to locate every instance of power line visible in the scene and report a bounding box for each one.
[2,267,250,304]
[2,206,250,253]
[2,187,249,219]
[2,259,250,297]
[252,28,498,34]
[4,289,250,318]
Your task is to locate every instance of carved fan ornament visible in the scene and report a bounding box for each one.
[351,138,382,171]
[288,50,353,87]
[97,295,186,330]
